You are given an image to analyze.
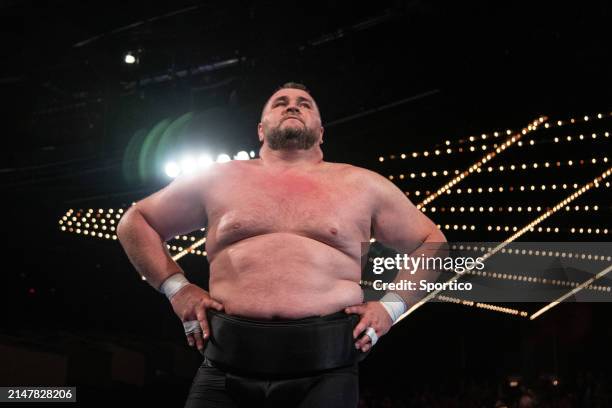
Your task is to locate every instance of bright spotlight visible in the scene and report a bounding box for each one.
[198,154,213,168]
[216,154,231,163]
[234,151,250,160]
[249,150,256,158]
[124,52,136,64]
[164,162,181,178]
[180,156,197,174]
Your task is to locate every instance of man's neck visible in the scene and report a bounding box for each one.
[259,144,324,169]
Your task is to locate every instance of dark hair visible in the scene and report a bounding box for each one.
[278,82,310,94]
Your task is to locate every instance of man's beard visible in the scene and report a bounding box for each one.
[266,124,318,151]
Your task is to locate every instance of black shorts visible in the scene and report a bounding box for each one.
[184,356,358,408]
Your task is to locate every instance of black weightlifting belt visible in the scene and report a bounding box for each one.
[203,309,368,377]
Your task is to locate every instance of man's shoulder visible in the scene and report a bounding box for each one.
[199,159,260,181]
[324,162,387,184]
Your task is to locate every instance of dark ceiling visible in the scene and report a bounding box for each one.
[2,1,611,207]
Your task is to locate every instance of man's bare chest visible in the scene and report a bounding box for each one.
[205,169,372,250]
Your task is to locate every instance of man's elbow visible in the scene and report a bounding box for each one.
[425,224,447,243]
[434,228,447,243]
[116,207,139,244]
[117,206,169,244]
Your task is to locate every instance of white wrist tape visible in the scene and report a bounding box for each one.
[160,273,190,300]
[379,292,408,324]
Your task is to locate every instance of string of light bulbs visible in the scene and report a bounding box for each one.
[422,204,601,214]
[460,269,611,293]
[378,110,611,162]
[435,295,529,317]
[405,180,611,197]
[389,156,608,182]
[449,243,611,263]
[382,131,609,163]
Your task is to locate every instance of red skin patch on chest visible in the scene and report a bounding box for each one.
[260,172,325,198]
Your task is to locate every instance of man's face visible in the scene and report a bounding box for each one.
[258,88,324,151]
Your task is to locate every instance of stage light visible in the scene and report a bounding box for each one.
[197,154,213,168]
[234,151,250,160]
[216,154,231,163]
[124,52,136,64]
[164,162,180,178]
[179,156,197,174]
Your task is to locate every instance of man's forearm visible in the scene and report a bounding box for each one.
[117,207,184,290]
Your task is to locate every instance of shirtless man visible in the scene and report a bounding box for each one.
[117,82,446,407]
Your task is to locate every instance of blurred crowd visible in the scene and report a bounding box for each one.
[357,370,610,408]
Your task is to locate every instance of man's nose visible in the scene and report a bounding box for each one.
[285,105,300,114]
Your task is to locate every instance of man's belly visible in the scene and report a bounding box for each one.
[208,233,364,319]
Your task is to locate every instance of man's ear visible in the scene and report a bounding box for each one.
[319,126,325,144]
[257,123,264,142]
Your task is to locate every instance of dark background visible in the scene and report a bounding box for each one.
[1,1,611,406]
